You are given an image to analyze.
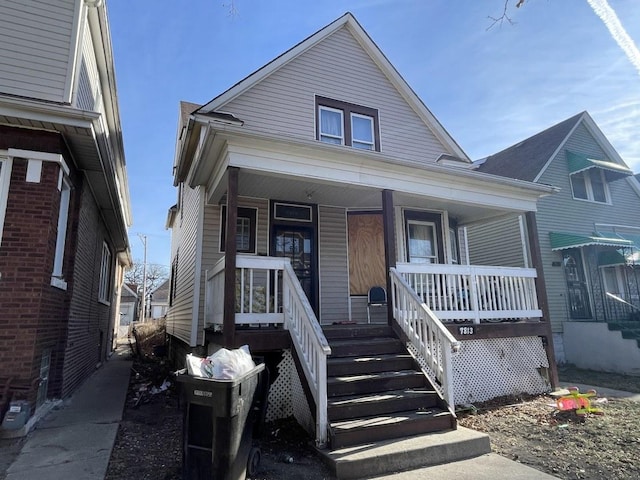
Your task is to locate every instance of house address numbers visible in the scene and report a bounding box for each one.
[458,326,475,336]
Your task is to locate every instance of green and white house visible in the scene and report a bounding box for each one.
[474,111,640,375]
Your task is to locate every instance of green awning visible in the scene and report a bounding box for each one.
[567,151,633,181]
[597,230,640,265]
[549,231,633,251]
[598,250,627,267]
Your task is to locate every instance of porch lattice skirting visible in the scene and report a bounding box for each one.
[265,350,313,434]
[451,336,551,405]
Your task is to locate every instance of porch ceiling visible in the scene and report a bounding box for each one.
[210,169,531,224]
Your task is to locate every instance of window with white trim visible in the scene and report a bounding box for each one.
[0,156,13,248]
[50,175,71,290]
[570,169,610,203]
[407,220,438,264]
[316,96,379,151]
[99,242,112,303]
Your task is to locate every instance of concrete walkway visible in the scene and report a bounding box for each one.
[3,347,131,480]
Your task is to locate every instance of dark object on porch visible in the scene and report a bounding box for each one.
[176,362,267,480]
[367,286,387,323]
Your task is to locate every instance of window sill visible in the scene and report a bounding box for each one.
[50,276,68,291]
[98,299,111,307]
[571,197,612,206]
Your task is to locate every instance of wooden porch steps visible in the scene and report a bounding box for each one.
[323,325,456,450]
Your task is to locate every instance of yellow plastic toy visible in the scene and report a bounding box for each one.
[556,387,604,416]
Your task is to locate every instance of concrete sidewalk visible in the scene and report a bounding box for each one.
[3,347,131,480]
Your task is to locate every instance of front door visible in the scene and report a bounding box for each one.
[563,249,592,319]
[272,225,316,313]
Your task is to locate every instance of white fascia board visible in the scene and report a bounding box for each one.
[0,96,100,129]
[225,143,547,212]
[7,149,70,176]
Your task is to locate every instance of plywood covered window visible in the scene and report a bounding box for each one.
[347,212,386,296]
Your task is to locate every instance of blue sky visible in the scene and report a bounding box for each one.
[106,0,640,268]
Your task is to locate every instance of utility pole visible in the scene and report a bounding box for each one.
[138,234,147,322]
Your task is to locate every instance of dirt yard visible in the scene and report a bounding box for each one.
[105,326,640,480]
[457,366,640,480]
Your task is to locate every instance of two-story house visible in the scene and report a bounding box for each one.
[473,112,640,375]
[166,13,559,458]
[0,0,132,431]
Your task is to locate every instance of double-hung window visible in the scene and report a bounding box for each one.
[570,169,610,203]
[220,206,258,254]
[316,96,379,151]
[99,242,112,303]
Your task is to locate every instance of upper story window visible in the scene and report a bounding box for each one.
[570,169,610,204]
[316,96,380,151]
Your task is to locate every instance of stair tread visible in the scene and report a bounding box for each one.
[328,370,423,384]
[328,388,438,407]
[327,353,413,364]
[329,337,401,346]
[331,408,451,430]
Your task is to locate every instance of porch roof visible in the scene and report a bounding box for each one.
[549,231,634,251]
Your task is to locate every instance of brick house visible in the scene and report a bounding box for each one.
[0,0,132,426]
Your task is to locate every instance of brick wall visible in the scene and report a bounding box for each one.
[0,125,117,406]
[60,181,115,398]
[0,129,70,405]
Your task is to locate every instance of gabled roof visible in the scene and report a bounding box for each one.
[195,12,468,161]
[476,112,583,182]
[476,112,634,186]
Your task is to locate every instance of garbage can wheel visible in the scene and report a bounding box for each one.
[247,446,261,477]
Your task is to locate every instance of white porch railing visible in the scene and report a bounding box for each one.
[390,268,460,407]
[395,263,541,323]
[283,261,331,447]
[204,255,331,446]
[205,255,285,327]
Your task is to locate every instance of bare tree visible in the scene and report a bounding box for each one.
[124,260,169,297]
[487,0,528,30]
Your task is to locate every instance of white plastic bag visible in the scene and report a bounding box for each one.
[186,353,205,377]
[186,345,255,379]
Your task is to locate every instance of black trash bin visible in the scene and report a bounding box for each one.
[177,362,266,480]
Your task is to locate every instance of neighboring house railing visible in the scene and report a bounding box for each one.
[205,255,331,446]
[283,261,332,447]
[395,263,541,323]
[390,268,460,407]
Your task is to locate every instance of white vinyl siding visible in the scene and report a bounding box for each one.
[318,206,349,324]
[221,26,449,164]
[0,0,78,102]
[466,216,527,268]
[166,185,203,345]
[76,21,101,111]
[533,123,640,332]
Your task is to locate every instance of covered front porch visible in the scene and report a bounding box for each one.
[190,134,559,446]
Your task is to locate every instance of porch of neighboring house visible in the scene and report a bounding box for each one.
[550,232,640,374]
[201,167,558,449]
